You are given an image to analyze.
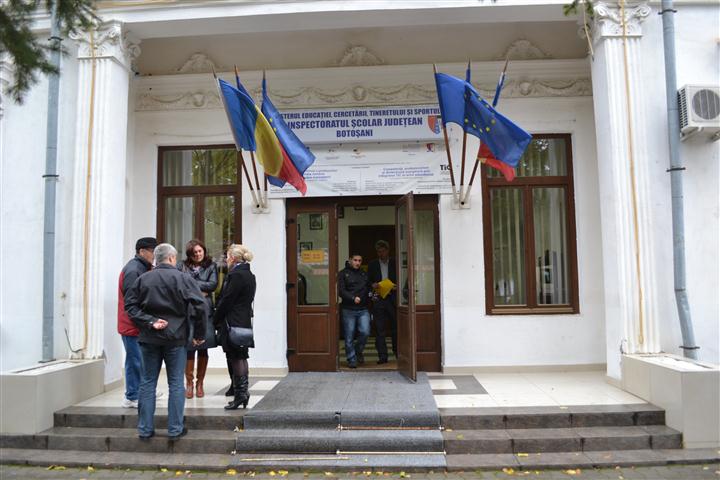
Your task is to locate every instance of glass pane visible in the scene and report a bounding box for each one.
[533,187,571,305]
[162,149,237,186]
[487,137,567,179]
[397,203,409,306]
[204,195,235,264]
[491,188,526,305]
[414,210,435,305]
[297,212,329,306]
[164,196,195,252]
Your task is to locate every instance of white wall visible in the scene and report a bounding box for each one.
[0,46,79,372]
[640,4,719,365]
[440,96,606,368]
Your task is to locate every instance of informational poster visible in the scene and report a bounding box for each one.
[268,141,454,198]
[267,104,456,198]
[281,105,443,144]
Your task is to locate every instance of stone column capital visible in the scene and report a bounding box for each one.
[591,1,651,42]
[70,21,141,71]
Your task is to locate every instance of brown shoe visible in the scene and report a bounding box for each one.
[195,355,208,398]
[185,357,195,399]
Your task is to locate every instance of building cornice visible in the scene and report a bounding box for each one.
[134,59,592,112]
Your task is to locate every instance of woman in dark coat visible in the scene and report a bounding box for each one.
[179,239,218,399]
[214,243,256,410]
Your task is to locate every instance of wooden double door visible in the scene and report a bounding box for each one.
[286,194,441,381]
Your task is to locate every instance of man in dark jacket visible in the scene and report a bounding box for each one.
[125,243,206,440]
[338,254,370,368]
[367,240,397,364]
[117,237,157,408]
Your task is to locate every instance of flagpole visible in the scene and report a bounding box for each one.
[214,66,262,209]
[263,173,269,209]
[462,57,510,204]
[238,150,261,209]
[249,151,265,208]
[459,60,472,204]
[433,64,458,203]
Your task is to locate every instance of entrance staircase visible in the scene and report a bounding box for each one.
[1,376,718,472]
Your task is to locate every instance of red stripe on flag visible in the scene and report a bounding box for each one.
[478,143,515,182]
[277,145,307,195]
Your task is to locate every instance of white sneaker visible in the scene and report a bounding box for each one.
[121,397,138,408]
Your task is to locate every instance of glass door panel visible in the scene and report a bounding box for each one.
[296,212,330,306]
[204,195,236,262]
[396,193,417,382]
[414,209,435,305]
[164,196,195,252]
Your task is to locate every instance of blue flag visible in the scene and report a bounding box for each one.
[463,84,531,168]
[434,72,467,127]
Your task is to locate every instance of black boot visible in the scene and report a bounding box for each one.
[224,360,234,396]
[224,375,250,410]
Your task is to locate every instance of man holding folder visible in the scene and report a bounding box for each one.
[367,240,397,365]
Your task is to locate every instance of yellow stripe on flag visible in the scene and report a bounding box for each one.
[253,106,283,177]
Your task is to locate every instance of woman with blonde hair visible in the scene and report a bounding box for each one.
[214,244,256,409]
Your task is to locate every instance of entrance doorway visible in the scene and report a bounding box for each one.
[286,195,441,378]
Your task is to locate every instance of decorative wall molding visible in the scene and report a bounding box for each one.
[591,1,651,41]
[496,39,553,61]
[70,21,141,71]
[176,52,228,74]
[337,45,384,67]
[135,60,592,111]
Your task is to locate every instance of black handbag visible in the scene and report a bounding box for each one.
[226,320,254,348]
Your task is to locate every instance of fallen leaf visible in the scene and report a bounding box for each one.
[563,469,581,475]
[446,428,453,432]
[456,434,465,440]
[559,406,569,410]
[517,453,529,457]
[47,466,67,471]
[226,468,237,475]
[503,467,515,475]
[87,466,95,472]
[160,468,168,473]
[279,470,289,477]
[269,472,277,476]
[324,473,334,477]
[175,472,183,476]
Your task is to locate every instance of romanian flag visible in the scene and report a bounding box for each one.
[261,77,315,195]
[217,78,283,177]
[478,143,515,182]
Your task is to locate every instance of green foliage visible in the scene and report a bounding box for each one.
[0,0,97,104]
[563,0,595,18]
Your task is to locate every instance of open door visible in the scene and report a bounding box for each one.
[396,192,417,382]
[286,201,338,371]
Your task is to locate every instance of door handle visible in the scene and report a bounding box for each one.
[286,282,295,291]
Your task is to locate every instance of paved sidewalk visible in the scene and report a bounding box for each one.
[1,463,718,479]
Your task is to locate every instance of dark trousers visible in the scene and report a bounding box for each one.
[373,298,396,361]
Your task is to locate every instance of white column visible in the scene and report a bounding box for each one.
[66,22,140,358]
[589,2,660,379]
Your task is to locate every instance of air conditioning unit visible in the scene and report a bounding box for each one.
[678,85,720,141]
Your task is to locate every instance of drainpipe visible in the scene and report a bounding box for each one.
[42,2,62,362]
[660,0,698,360]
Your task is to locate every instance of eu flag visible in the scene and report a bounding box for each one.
[434,72,467,127]
[463,84,531,168]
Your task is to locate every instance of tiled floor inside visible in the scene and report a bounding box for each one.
[78,369,647,410]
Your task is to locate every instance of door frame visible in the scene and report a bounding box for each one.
[286,194,442,372]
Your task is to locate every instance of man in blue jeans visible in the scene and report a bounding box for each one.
[338,254,370,368]
[117,237,157,408]
[124,243,207,440]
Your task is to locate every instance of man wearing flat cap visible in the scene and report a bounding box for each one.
[117,237,157,408]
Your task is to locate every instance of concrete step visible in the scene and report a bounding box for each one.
[1,427,236,454]
[446,448,720,471]
[439,404,665,430]
[443,425,682,454]
[235,429,444,454]
[0,448,446,471]
[2,446,717,472]
[53,406,245,430]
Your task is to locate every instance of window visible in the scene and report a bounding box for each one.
[157,146,242,264]
[481,134,579,314]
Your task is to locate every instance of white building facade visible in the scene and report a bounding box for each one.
[1,0,718,389]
